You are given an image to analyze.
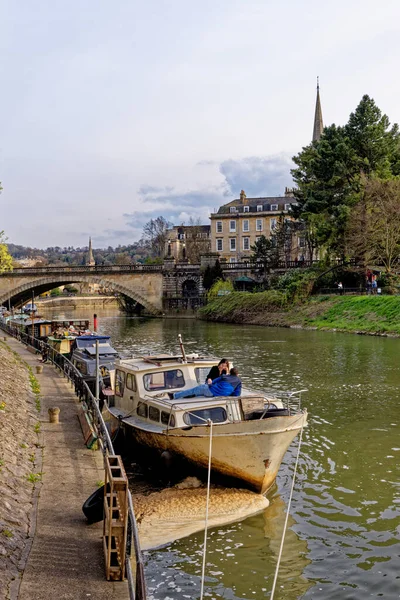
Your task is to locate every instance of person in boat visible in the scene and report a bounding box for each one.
[205,358,230,384]
[172,367,242,399]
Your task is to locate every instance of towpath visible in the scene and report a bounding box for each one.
[4,334,129,600]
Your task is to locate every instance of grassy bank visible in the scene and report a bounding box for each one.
[199,292,400,336]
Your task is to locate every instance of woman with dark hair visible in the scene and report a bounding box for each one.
[206,358,230,384]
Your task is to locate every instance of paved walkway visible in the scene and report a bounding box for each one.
[5,336,129,600]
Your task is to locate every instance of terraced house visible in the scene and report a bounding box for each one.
[209,188,301,262]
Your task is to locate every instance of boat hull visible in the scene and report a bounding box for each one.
[108,411,307,494]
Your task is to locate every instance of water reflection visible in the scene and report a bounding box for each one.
[43,309,400,599]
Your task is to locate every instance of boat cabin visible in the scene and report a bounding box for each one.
[9,317,52,340]
[70,335,119,379]
[51,319,90,334]
[109,355,284,430]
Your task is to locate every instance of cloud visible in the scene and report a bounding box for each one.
[96,152,294,247]
[220,154,294,197]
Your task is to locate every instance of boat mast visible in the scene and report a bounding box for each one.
[178,334,187,363]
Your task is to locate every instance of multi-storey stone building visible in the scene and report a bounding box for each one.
[209,188,301,262]
[165,225,211,262]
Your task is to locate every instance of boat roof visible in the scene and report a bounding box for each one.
[117,354,219,372]
[77,335,110,340]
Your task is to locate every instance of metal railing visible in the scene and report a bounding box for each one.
[0,322,147,600]
[7,264,163,275]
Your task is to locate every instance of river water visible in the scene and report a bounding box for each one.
[44,310,400,599]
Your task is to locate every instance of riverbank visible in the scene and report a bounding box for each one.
[199,292,400,336]
[0,336,129,600]
[0,341,38,599]
[36,295,118,310]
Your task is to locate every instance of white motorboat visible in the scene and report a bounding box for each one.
[103,351,307,494]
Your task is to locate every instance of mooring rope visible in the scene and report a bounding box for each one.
[270,424,304,600]
[200,419,213,600]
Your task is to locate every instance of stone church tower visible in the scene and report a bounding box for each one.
[312,77,324,142]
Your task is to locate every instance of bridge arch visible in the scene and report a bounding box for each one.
[0,274,162,315]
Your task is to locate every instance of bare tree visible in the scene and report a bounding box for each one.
[347,179,400,272]
[143,216,172,258]
[185,217,210,263]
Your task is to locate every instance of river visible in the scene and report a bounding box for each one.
[43,309,400,599]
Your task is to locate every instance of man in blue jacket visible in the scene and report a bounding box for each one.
[172,367,242,399]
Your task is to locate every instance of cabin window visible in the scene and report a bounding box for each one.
[73,360,87,375]
[183,407,227,425]
[137,402,148,418]
[148,406,160,421]
[115,369,126,397]
[195,367,211,383]
[126,373,137,392]
[161,411,175,427]
[143,369,185,391]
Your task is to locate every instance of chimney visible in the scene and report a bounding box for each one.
[239,189,247,205]
[284,187,294,197]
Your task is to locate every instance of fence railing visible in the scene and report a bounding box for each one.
[0,322,147,600]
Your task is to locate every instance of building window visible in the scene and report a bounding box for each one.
[270,218,277,231]
[257,205,263,212]
[230,238,236,251]
[230,257,236,263]
[256,219,263,231]
[299,237,305,248]
[243,220,249,232]
[216,239,223,252]
[243,237,250,250]
[243,206,249,213]
[255,236,262,243]
[229,220,236,232]
[284,203,291,211]
[230,206,237,213]
[270,204,278,211]
[216,221,223,233]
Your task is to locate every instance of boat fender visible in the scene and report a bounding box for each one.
[82,484,110,523]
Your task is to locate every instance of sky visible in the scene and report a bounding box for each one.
[2,0,400,249]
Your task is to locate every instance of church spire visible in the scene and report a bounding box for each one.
[312,77,324,142]
[87,237,95,266]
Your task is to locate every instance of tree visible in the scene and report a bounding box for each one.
[346,178,400,272]
[202,259,224,290]
[185,217,210,263]
[292,95,400,259]
[270,215,298,263]
[250,235,276,277]
[0,231,13,273]
[143,216,172,258]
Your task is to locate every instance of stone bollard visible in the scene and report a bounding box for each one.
[36,365,43,374]
[48,407,60,424]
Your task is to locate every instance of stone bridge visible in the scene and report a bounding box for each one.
[0,259,317,314]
